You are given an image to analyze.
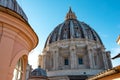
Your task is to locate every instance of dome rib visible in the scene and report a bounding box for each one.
[79,22,88,39]
[75,20,85,38]
[57,23,64,41]
[70,20,75,38]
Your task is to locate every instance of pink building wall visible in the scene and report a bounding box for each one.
[0,6,38,80]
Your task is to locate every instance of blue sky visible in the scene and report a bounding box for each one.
[18,0,120,69]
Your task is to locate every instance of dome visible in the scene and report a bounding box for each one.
[0,0,28,21]
[39,8,112,80]
[31,66,47,77]
[45,8,103,48]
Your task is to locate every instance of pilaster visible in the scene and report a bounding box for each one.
[92,49,96,68]
[43,55,46,69]
[102,52,109,69]
[87,47,94,69]
[70,45,77,69]
[53,48,59,70]
[106,51,112,68]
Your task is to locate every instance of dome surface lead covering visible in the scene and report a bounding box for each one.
[45,8,103,48]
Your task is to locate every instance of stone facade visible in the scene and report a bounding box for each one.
[87,36,120,80]
[39,39,112,80]
[26,64,33,80]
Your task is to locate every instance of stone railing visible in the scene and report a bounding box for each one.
[47,69,103,77]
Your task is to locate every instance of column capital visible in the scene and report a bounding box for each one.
[69,45,76,51]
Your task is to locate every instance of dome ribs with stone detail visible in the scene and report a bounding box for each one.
[74,20,85,38]
[44,8,103,48]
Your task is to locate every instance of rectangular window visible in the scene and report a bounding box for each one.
[64,58,69,65]
[78,57,83,64]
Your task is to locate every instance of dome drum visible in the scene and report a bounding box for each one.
[44,39,104,53]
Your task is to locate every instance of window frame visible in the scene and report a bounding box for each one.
[78,57,83,65]
[64,58,69,65]
[12,58,23,80]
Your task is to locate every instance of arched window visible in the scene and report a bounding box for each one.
[12,58,23,80]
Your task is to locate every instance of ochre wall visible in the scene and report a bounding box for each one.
[98,73,120,80]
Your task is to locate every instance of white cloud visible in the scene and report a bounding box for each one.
[28,49,40,69]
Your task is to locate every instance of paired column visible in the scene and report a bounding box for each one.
[53,48,59,70]
[42,55,46,69]
[88,48,95,69]
[70,45,77,69]
[102,52,109,69]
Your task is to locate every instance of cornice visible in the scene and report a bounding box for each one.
[0,7,38,50]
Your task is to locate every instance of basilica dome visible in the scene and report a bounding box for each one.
[39,8,112,80]
[45,8,103,47]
